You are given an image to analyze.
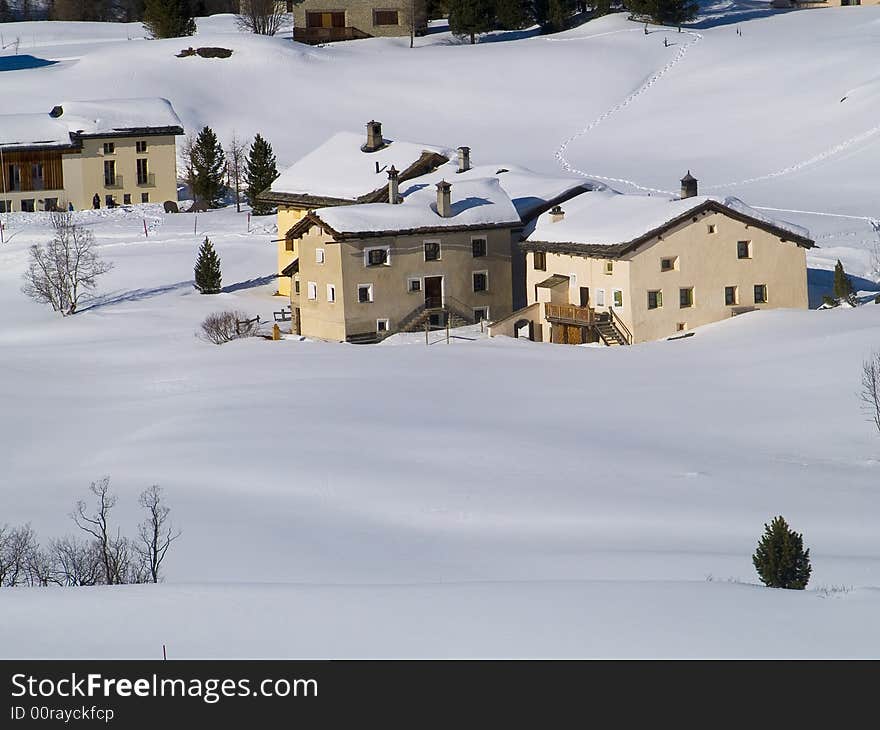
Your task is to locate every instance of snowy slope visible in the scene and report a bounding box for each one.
[1,8,880,658]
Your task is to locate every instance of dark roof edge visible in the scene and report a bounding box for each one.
[286,211,518,241]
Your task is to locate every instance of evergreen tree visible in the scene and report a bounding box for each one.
[448,0,495,43]
[245,133,279,216]
[545,0,574,32]
[191,126,227,209]
[193,237,222,294]
[833,259,856,306]
[143,0,196,38]
[494,0,530,29]
[752,516,812,590]
[624,0,697,24]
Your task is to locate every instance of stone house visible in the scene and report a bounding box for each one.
[291,0,428,43]
[0,99,182,213]
[490,174,814,345]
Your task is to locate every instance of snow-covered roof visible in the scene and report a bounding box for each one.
[528,189,812,246]
[0,98,182,150]
[270,131,456,200]
[314,177,521,235]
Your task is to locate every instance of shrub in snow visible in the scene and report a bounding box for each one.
[833,259,857,307]
[21,211,113,316]
[236,0,288,36]
[143,0,196,39]
[245,133,279,216]
[200,310,258,345]
[194,237,222,294]
[752,516,811,590]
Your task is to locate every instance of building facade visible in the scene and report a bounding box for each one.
[0,99,182,213]
[491,177,814,346]
[292,0,428,43]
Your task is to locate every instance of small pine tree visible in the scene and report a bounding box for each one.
[448,0,495,43]
[143,0,196,39]
[245,133,279,216]
[191,126,227,209]
[833,259,856,306]
[494,0,530,29]
[752,516,812,590]
[194,237,222,294]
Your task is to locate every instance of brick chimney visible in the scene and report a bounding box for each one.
[387,165,400,204]
[549,205,565,223]
[680,171,698,199]
[457,146,471,173]
[436,180,452,218]
[363,120,384,152]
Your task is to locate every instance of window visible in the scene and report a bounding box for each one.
[43,198,58,211]
[408,278,421,293]
[358,284,373,303]
[31,163,44,189]
[307,281,317,300]
[137,158,149,185]
[103,142,115,154]
[596,289,606,307]
[754,284,767,304]
[677,322,687,332]
[20,199,34,212]
[0,201,11,213]
[661,257,677,271]
[377,319,389,332]
[725,286,738,306]
[103,160,116,187]
[473,271,488,292]
[533,251,546,271]
[285,237,294,252]
[8,164,21,191]
[294,279,300,295]
[647,290,663,309]
[424,241,440,261]
[737,240,751,259]
[612,289,623,308]
[366,247,389,267]
[373,9,399,25]
[605,261,614,275]
[472,237,487,257]
[315,248,325,264]
[474,307,489,322]
[123,194,131,205]
[326,284,336,303]
[141,193,149,203]
[105,195,114,206]
[679,287,694,308]
[708,224,716,234]
[136,140,148,153]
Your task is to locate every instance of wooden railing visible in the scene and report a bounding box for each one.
[544,302,595,325]
[293,27,371,44]
[609,307,633,345]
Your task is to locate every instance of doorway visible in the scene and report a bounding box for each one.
[424,276,443,309]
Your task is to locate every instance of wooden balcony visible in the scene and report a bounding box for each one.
[293,26,372,45]
[544,302,595,326]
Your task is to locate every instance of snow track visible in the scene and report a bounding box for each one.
[554,28,703,194]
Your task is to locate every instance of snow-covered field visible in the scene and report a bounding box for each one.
[2,5,880,657]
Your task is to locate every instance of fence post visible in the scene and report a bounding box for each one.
[425,319,429,346]
[446,316,450,344]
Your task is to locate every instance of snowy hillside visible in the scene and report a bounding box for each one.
[2,7,880,658]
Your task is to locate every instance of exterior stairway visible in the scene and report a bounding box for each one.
[398,298,473,334]
[595,310,632,346]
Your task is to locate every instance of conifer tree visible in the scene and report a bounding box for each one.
[752,516,812,590]
[833,259,856,306]
[194,237,222,294]
[143,0,196,39]
[448,0,495,43]
[191,126,227,209]
[494,0,530,29]
[245,133,279,216]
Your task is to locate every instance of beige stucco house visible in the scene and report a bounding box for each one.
[490,175,814,346]
[291,0,428,43]
[261,121,588,342]
[0,98,182,214]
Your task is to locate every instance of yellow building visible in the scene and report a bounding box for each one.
[490,175,814,345]
[0,99,182,213]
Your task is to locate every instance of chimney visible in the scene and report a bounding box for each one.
[680,170,698,199]
[387,165,400,204]
[436,180,452,218]
[363,120,384,152]
[457,146,471,173]
[549,205,565,223]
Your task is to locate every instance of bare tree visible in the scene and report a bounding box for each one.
[50,536,104,586]
[0,524,39,587]
[137,485,181,583]
[862,352,880,436]
[72,476,136,585]
[179,131,198,205]
[21,212,113,316]
[236,0,288,35]
[227,131,247,213]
